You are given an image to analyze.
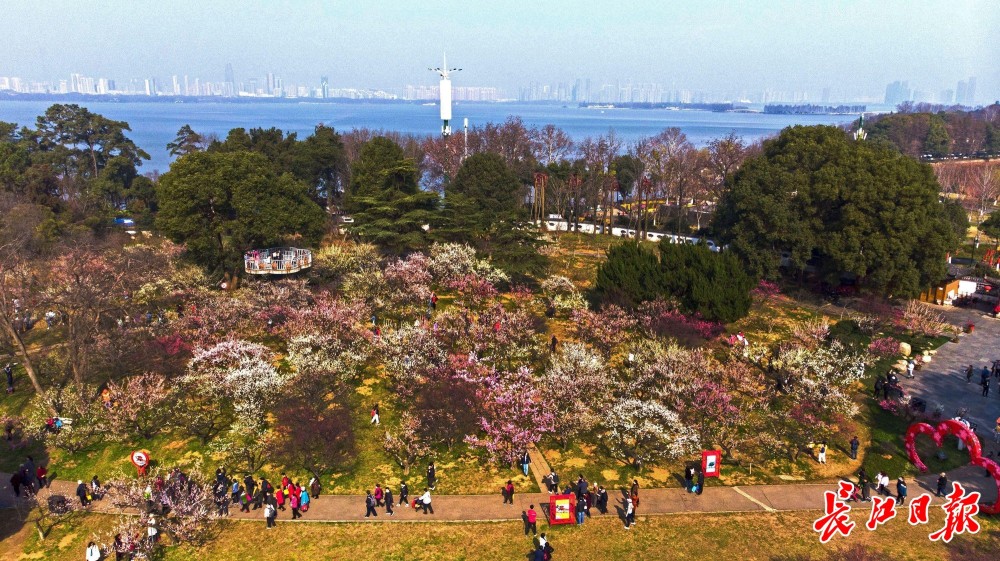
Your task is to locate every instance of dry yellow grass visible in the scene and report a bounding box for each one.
[5,508,994,561]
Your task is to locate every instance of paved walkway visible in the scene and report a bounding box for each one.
[904,307,1000,440]
[2,466,995,523]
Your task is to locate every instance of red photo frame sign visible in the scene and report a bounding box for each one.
[549,494,575,525]
[130,450,150,476]
[702,450,721,478]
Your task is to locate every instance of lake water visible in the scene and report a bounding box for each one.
[0,100,853,173]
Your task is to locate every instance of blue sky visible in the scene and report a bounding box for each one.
[5,0,998,100]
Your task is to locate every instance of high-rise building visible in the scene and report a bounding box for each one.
[172,75,180,95]
[966,77,976,105]
[321,76,329,99]
[225,63,235,86]
[956,80,968,106]
[267,73,275,95]
[884,80,910,106]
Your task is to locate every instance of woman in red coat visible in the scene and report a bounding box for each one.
[275,487,286,511]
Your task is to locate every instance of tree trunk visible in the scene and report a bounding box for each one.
[2,319,48,403]
[67,318,84,386]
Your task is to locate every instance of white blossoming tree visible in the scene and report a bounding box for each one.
[542,342,610,447]
[603,398,701,469]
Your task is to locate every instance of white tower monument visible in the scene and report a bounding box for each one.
[429,54,461,136]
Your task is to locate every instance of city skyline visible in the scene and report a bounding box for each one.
[3,0,998,104]
[0,65,988,107]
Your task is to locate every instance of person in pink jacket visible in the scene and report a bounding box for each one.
[290,490,301,519]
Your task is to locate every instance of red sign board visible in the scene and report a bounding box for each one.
[130,450,150,475]
[549,494,575,525]
[702,450,721,478]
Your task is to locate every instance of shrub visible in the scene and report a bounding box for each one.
[868,336,901,358]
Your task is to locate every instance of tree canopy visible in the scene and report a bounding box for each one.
[593,239,754,322]
[437,152,547,279]
[712,125,958,297]
[155,150,326,276]
[344,136,438,254]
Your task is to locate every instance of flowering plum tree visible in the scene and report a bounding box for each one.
[383,252,433,315]
[542,343,610,447]
[467,305,543,370]
[540,275,587,313]
[104,372,176,440]
[571,305,637,357]
[184,339,284,421]
[380,324,449,389]
[284,295,374,384]
[384,412,431,475]
[26,383,105,453]
[603,398,700,468]
[105,470,218,549]
[464,364,555,466]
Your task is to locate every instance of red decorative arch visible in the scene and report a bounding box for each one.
[905,420,1000,515]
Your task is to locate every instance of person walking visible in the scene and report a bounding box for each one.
[575,495,586,525]
[370,403,380,426]
[503,480,515,505]
[526,504,538,536]
[86,541,101,561]
[520,450,532,477]
[966,364,975,383]
[877,472,890,496]
[275,486,285,511]
[630,479,640,506]
[905,359,915,379]
[596,485,609,514]
[418,488,433,514]
[384,487,394,516]
[547,471,559,494]
[76,480,91,507]
[896,477,908,505]
[858,468,871,501]
[684,466,695,492]
[936,473,948,497]
[427,462,437,491]
[399,481,409,507]
[817,441,827,464]
[309,476,321,499]
[983,377,991,398]
[289,489,301,519]
[696,468,705,496]
[374,483,385,507]
[873,376,884,398]
[4,362,14,394]
[364,491,378,518]
[849,436,860,460]
[264,502,276,529]
[577,475,589,501]
[624,496,635,529]
[36,465,48,489]
[300,486,310,514]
